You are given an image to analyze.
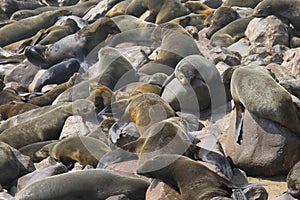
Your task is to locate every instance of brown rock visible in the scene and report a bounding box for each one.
[146,180,181,200]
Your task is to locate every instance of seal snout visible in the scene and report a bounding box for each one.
[25,46,48,68]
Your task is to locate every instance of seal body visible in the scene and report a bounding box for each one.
[287,161,300,199]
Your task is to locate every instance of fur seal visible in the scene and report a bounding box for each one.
[161,55,226,120]
[19,140,58,160]
[205,6,240,39]
[0,102,39,120]
[0,99,95,149]
[170,13,208,31]
[210,16,254,47]
[125,0,190,24]
[137,154,233,200]
[222,0,262,8]
[28,73,82,106]
[152,22,202,68]
[287,161,300,199]
[184,1,215,14]
[0,87,23,105]
[33,58,81,91]
[111,14,156,32]
[105,0,131,18]
[25,17,121,68]
[230,66,300,143]
[15,169,150,200]
[253,0,300,30]
[0,10,71,47]
[47,135,111,168]
[86,84,113,113]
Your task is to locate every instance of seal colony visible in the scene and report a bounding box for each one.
[0,0,300,199]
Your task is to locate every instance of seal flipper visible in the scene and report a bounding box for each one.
[231,188,247,200]
[235,103,245,144]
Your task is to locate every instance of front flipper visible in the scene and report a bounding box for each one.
[235,103,245,144]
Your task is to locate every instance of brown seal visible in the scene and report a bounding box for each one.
[222,0,262,8]
[105,0,131,18]
[0,102,39,120]
[15,169,150,200]
[0,10,71,47]
[210,16,254,47]
[137,154,233,200]
[48,135,111,168]
[87,84,113,113]
[287,161,300,199]
[0,99,95,149]
[0,87,23,105]
[230,66,300,143]
[28,73,82,106]
[125,0,189,24]
[184,1,215,14]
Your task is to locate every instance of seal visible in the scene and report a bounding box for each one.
[19,140,58,160]
[137,154,233,200]
[15,169,150,200]
[33,58,81,91]
[105,0,131,18]
[152,22,202,68]
[161,54,226,120]
[184,1,215,14]
[230,66,300,143]
[0,102,39,120]
[25,17,121,68]
[205,6,240,39]
[222,0,262,8]
[125,0,189,24]
[210,16,254,47]
[48,135,111,168]
[0,99,95,149]
[287,161,300,199]
[0,10,71,47]
[87,84,113,113]
[28,72,82,106]
[0,87,23,105]
[253,0,300,30]
[111,14,156,32]
[170,13,208,31]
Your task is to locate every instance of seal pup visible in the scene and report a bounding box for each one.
[25,17,121,68]
[230,66,300,143]
[0,102,39,120]
[210,16,254,47]
[0,99,95,149]
[161,55,226,120]
[28,73,82,106]
[0,10,71,47]
[287,161,300,199]
[253,0,300,31]
[32,58,81,91]
[86,84,113,113]
[47,135,111,168]
[137,154,234,200]
[125,0,189,24]
[15,169,150,200]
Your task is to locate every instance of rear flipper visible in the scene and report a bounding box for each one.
[235,103,245,144]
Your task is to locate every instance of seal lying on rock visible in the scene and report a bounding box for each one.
[15,169,150,200]
[287,161,300,199]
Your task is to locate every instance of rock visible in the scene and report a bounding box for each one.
[4,60,40,88]
[59,115,89,139]
[228,38,250,57]
[245,16,290,48]
[266,63,290,79]
[34,157,58,170]
[105,160,141,178]
[209,46,242,66]
[287,161,300,199]
[0,192,14,200]
[282,48,300,80]
[225,110,300,177]
[145,180,181,200]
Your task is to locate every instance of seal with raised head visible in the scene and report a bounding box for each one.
[25,17,121,68]
[253,0,300,30]
[0,99,95,149]
[0,10,71,47]
[137,154,234,200]
[230,66,300,143]
[15,169,150,200]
